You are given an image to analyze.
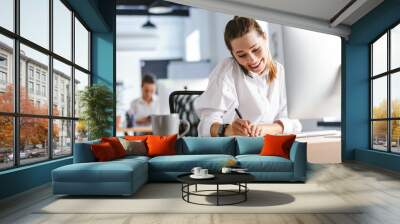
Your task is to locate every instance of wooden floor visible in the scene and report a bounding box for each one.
[1,162,400,224]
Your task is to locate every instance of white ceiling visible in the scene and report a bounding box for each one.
[167,0,384,38]
[226,0,352,22]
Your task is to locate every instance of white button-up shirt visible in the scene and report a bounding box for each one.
[194,58,302,137]
[129,96,160,123]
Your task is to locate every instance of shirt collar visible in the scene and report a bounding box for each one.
[139,96,156,104]
[247,67,269,79]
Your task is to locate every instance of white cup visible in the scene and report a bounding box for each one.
[221,167,232,174]
[200,169,208,176]
[191,167,202,176]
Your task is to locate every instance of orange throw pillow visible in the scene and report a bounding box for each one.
[125,135,148,141]
[146,135,177,157]
[101,137,126,158]
[260,134,296,159]
[91,142,117,162]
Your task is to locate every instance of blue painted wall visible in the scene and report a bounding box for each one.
[0,158,72,199]
[91,0,116,135]
[0,0,116,200]
[343,0,400,171]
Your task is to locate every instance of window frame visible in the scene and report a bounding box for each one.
[0,0,92,171]
[370,20,400,154]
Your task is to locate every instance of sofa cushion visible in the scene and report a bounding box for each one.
[148,154,235,172]
[147,135,177,157]
[260,134,296,159]
[101,137,127,158]
[119,138,147,156]
[125,135,148,141]
[236,155,293,172]
[235,137,263,155]
[178,137,236,155]
[91,142,118,161]
[52,158,147,183]
[115,155,150,163]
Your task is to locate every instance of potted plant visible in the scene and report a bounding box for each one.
[79,84,114,140]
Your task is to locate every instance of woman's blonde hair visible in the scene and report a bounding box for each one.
[224,16,276,83]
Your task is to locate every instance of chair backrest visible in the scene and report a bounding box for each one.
[169,90,204,137]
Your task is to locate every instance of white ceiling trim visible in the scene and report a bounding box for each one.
[167,0,351,38]
[330,0,368,27]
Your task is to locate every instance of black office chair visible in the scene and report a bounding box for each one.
[169,90,204,137]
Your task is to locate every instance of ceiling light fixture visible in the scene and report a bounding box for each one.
[142,16,156,29]
[148,0,173,14]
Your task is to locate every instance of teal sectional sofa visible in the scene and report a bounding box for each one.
[52,137,307,196]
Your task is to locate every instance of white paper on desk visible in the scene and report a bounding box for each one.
[295,130,341,138]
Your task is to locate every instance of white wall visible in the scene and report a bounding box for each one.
[282,27,341,119]
[207,12,231,67]
[183,8,211,61]
[116,15,185,121]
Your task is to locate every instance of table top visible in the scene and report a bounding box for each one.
[177,172,255,185]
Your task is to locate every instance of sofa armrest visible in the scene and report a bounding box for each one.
[289,141,307,181]
[73,140,100,163]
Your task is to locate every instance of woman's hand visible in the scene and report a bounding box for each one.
[247,122,284,137]
[249,124,263,137]
[258,122,284,136]
[226,119,252,136]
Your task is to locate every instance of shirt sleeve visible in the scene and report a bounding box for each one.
[194,58,238,137]
[274,63,302,134]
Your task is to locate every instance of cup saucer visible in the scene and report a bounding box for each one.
[190,174,215,179]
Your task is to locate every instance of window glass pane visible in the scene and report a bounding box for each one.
[20,44,49,115]
[53,0,72,60]
[391,120,400,153]
[53,119,72,158]
[0,116,13,170]
[392,24,400,70]
[74,69,89,118]
[372,77,387,119]
[0,34,14,112]
[372,121,388,151]
[372,33,387,76]
[0,0,14,31]
[74,18,89,70]
[20,117,49,165]
[391,72,400,118]
[75,120,88,143]
[53,59,72,117]
[20,0,49,49]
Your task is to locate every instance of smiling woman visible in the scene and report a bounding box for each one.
[194,16,302,137]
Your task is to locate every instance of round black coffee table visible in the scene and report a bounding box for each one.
[177,173,255,206]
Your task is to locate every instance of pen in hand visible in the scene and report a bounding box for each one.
[235,108,243,119]
[235,108,251,136]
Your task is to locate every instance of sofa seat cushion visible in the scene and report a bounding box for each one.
[149,154,235,172]
[53,159,147,183]
[117,155,150,162]
[236,155,293,172]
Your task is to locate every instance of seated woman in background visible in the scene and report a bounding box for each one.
[127,74,159,127]
[194,16,302,137]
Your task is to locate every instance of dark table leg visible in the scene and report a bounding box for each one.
[217,184,219,206]
[245,183,247,201]
[187,184,190,202]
